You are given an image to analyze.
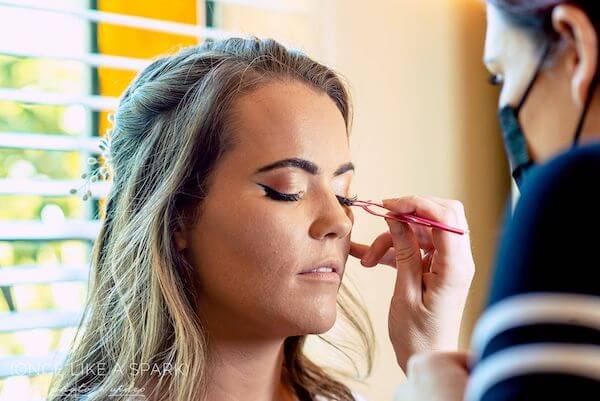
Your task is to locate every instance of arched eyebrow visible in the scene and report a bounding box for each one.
[333,162,355,176]
[254,158,354,177]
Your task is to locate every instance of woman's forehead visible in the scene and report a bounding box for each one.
[225,81,350,164]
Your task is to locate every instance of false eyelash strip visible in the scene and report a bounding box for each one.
[257,183,302,201]
[337,194,358,207]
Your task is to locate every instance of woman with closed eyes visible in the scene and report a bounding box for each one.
[47,37,475,401]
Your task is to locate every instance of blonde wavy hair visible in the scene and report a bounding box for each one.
[47,37,374,401]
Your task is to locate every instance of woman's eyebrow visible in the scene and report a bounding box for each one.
[334,162,355,176]
[254,158,354,176]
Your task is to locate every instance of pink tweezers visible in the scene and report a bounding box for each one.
[347,199,466,236]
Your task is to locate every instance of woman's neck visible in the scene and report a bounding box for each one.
[198,304,296,401]
[204,336,295,401]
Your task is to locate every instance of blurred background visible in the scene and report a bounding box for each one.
[0,0,509,400]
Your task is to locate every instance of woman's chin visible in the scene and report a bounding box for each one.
[286,300,338,335]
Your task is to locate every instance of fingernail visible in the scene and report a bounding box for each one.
[382,198,400,208]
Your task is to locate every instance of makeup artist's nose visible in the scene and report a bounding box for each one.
[309,194,352,240]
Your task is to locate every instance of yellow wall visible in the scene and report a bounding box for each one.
[96,0,200,216]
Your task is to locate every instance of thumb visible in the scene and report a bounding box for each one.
[385,218,423,299]
[349,240,369,260]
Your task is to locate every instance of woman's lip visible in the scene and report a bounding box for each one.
[297,259,342,277]
[297,271,341,282]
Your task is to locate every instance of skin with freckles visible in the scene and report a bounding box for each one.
[174,80,355,400]
[485,4,600,162]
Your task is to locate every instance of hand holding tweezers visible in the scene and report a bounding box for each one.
[347,199,467,235]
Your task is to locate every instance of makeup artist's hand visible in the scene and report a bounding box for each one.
[394,351,470,401]
[349,196,474,372]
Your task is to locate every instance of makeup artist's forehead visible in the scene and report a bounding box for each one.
[227,81,350,169]
[484,5,505,68]
[485,4,544,106]
[485,5,521,71]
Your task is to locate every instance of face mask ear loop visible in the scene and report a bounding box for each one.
[572,71,599,147]
[516,41,552,112]
[508,42,552,187]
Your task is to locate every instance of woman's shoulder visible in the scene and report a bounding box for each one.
[315,391,368,401]
[352,392,368,401]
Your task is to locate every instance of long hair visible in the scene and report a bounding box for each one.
[47,37,374,401]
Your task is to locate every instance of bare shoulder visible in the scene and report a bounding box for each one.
[352,392,368,401]
[315,392,368,401]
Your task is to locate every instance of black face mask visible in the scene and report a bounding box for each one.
[498,42,598,188]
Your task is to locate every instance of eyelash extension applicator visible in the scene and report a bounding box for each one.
[340,198,467,236]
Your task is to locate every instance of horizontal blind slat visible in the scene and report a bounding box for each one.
[0,220,102,241]
[0,179,110,198]
[0,1,238,38]
[0,88,119,111]
[0,265,89,285]
[0,132,102,152]
[0,310,83,332]
[0,47,150,71]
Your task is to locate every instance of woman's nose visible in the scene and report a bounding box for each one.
[308,192,353,240]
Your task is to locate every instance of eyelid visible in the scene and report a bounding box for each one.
[258,173,302,190]
[257,183,304,201]
[258,183,357,205]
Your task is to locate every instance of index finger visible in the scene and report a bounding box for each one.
[382,196,458,227]
[382,196,460,257]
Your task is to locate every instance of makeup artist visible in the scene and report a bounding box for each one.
[385,1,600,400]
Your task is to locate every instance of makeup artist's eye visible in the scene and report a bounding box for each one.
[488,73,504,86]
[258,183,304,202]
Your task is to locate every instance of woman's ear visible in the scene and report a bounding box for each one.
[552,5,598,108]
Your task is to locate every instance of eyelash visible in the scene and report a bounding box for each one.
[258,184,357,205]
[337,194,358,206]
[488,74,504,86]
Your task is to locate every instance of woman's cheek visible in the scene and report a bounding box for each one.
[243,206,308,272]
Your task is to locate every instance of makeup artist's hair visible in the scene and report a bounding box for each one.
[47,37,374,401]
[488,0,600,51]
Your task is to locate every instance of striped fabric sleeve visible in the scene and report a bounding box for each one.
[466,144,600,401]
[466,294,600,401]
